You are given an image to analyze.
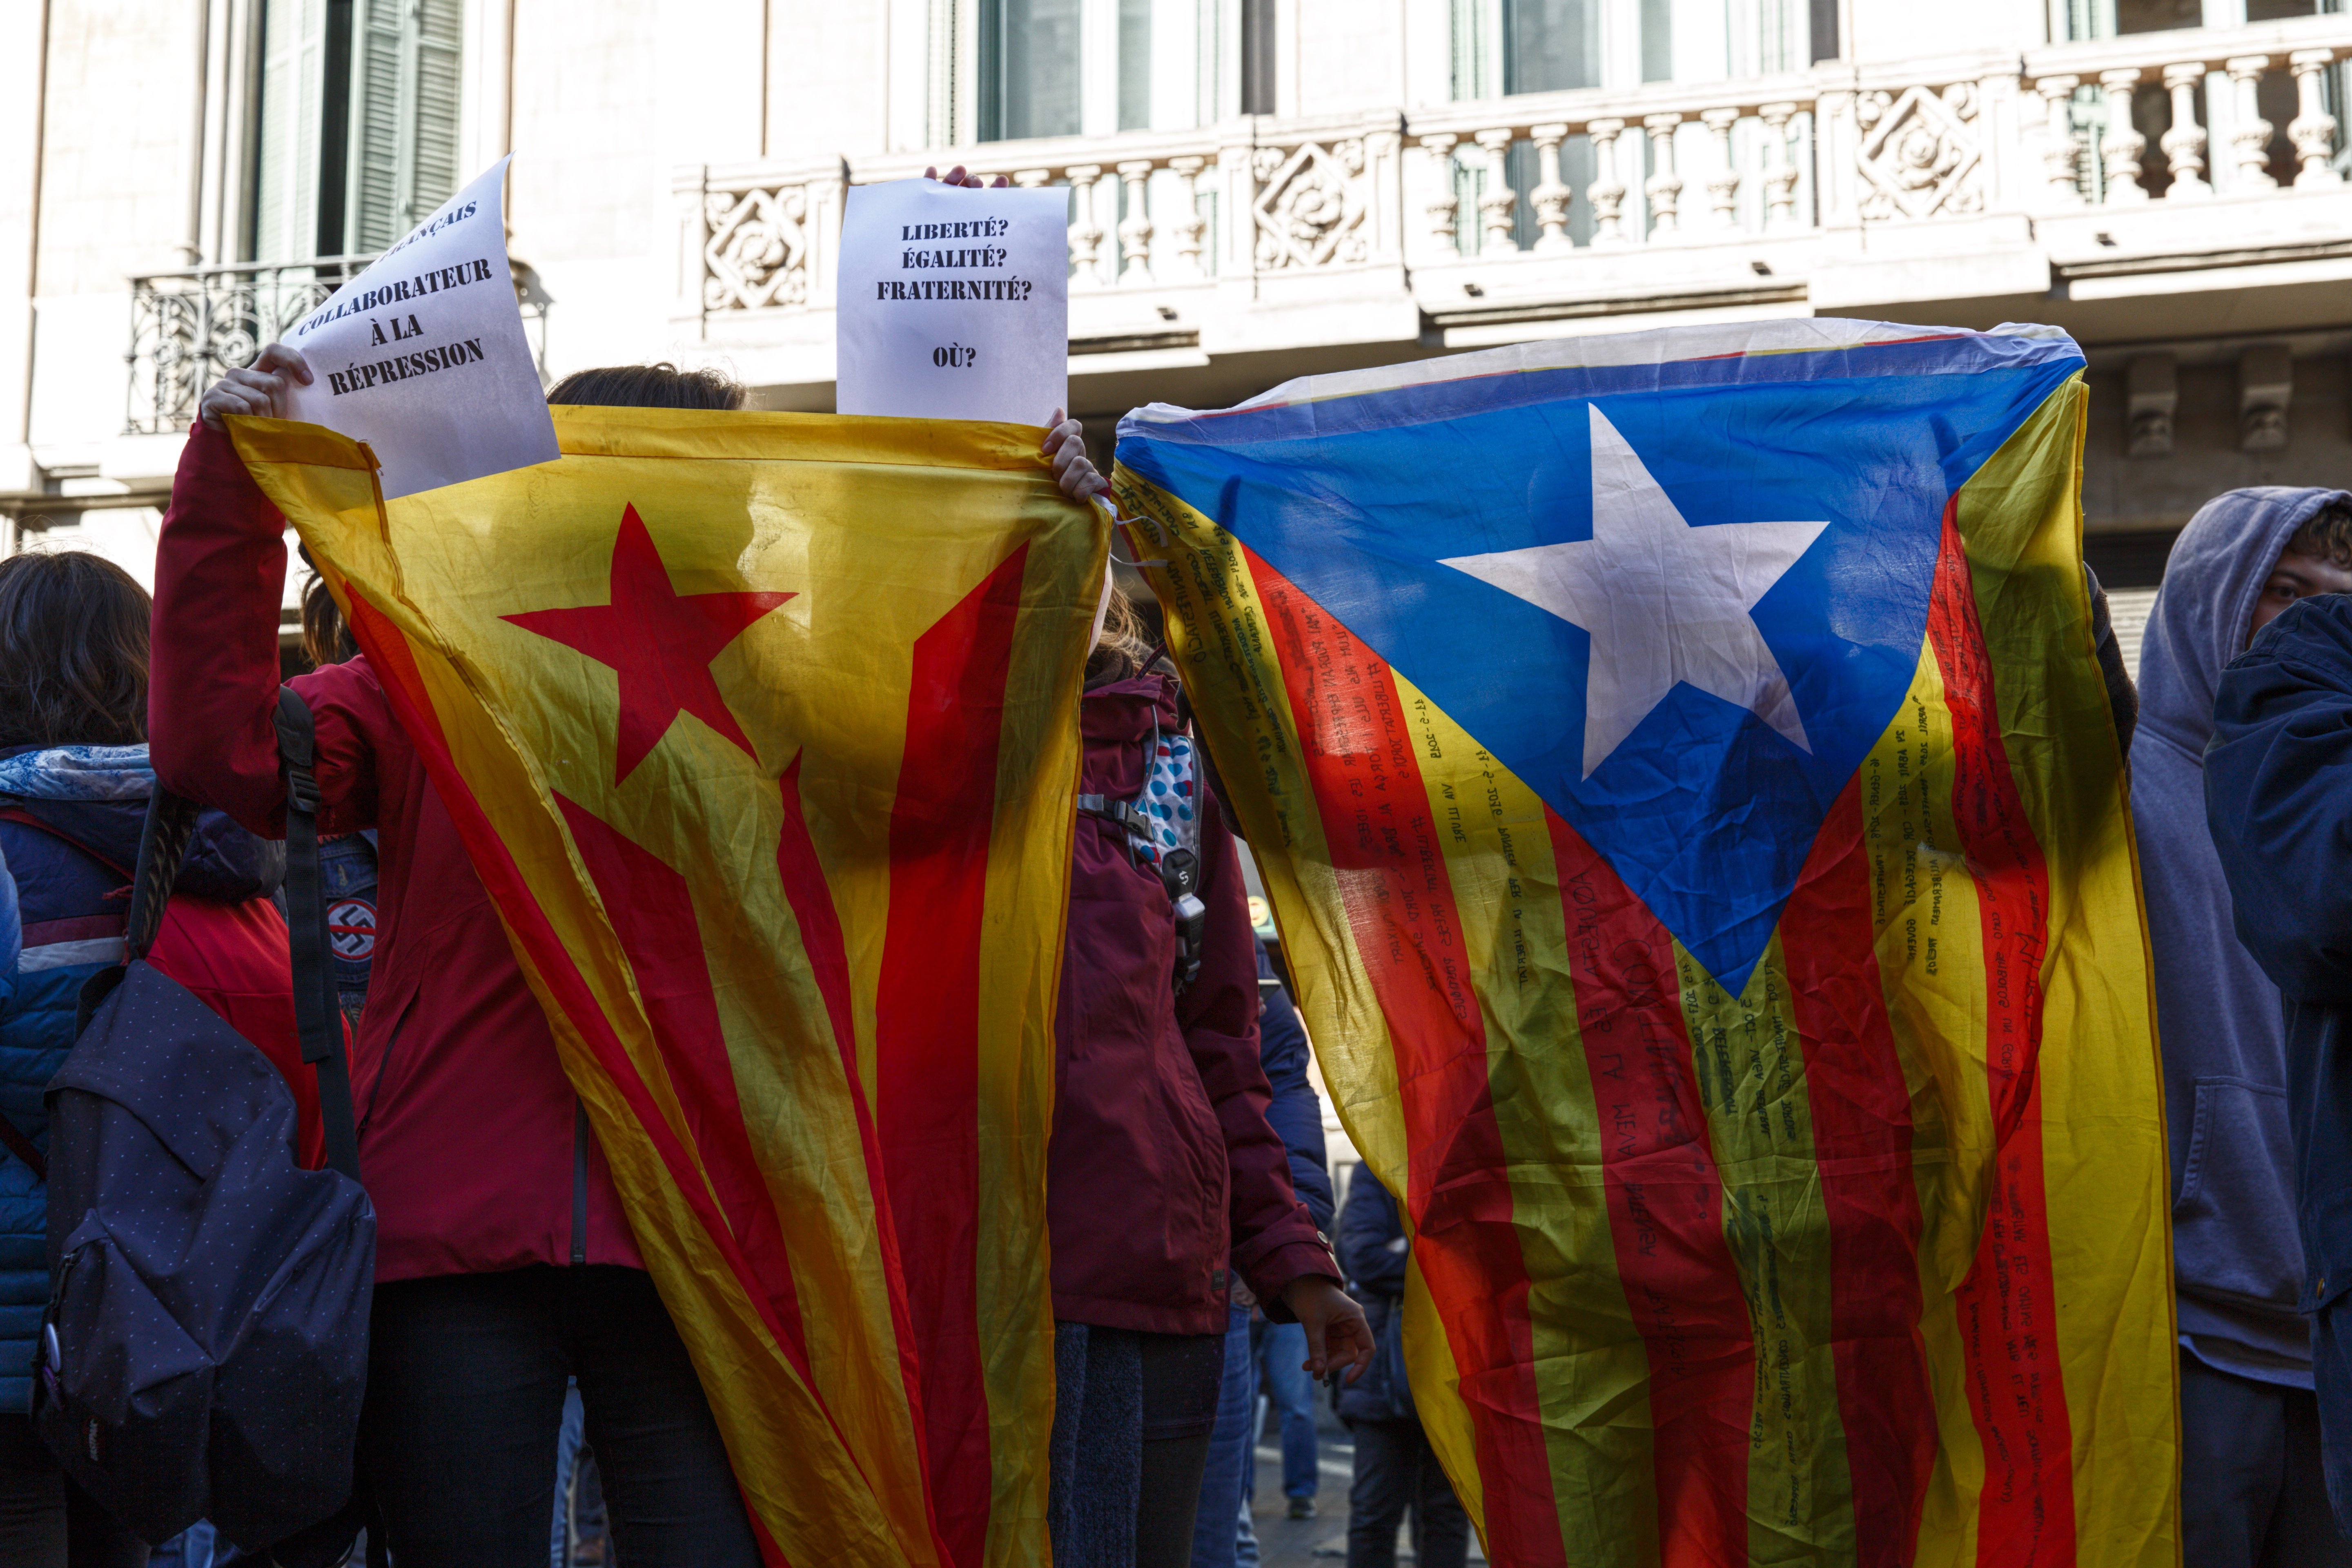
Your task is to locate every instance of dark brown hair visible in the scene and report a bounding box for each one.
[2287,502,2352,571]
[297,544,356,668]
[0,549,153,749]
[546,362,747,411]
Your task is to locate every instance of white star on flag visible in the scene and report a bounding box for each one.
[1440,405,1828,780]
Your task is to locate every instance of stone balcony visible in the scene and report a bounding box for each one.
[675,11,2352,416]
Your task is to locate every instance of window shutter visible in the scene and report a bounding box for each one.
[344,0,464,254]
[253,0,330,262]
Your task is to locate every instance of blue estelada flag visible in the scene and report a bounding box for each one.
[1109,320,2176,1568]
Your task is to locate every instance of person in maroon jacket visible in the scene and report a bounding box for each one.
[1047,588,1371,1568]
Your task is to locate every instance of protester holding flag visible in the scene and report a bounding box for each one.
[2133,489,2352,1566]
[1047,593,1368,1568]
[0,550,322,1568]
[168,343,1122,1566]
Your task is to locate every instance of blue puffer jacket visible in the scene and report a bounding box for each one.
[0,743,285,1410]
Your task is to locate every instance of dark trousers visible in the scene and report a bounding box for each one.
[0,1414,147,1568]
[2180,1347,2352,1568]
[1049,1321,1226,1568]
[1344,1417,1469,1568]
[360,1265,758,1568]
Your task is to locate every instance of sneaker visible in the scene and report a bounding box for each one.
[1287,1496,1316,1521]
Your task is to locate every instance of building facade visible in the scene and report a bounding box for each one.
[4,0,2352,641]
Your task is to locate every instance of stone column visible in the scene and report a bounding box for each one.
[1530,122,1574,252]
[1584,120,1630,247]
[1702,108,1742,228]
[1644,113,1684,236]
[1760,103,1801,227]
[2225,56,2277,190]
[1475,127,1517,252]
[1116,160,1156,286]
[1066,165,1109,289]
[2289,49,2342,187]
[1419,133,1461,252]
[2099,69,2147,201]
[2035,76,2084,206]
[2160,63,2211,199]
[1168,156,1208,278]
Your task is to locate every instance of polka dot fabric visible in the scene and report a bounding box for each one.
[1133,733,1199,867]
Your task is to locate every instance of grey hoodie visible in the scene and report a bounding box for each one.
[2132,485,2352,1386]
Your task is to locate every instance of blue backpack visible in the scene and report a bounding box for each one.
[29,690,374,1556]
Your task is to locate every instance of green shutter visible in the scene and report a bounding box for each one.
[344,0,464,254]
[253,0,330,262]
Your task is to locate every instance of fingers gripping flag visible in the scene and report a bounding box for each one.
[1113,321,2176,1568]
[232,409,1106,1567]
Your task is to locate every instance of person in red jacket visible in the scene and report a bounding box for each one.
[1047,586,1371,1568]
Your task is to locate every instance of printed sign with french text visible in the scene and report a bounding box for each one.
[282,156,557,499]
[835,178,1070,426]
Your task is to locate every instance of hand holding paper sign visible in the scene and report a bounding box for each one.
[200,344,314,427]
[253,155,558,500]
[835,175,1071,425]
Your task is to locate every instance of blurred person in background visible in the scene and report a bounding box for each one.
[1334,1170,1468,1568]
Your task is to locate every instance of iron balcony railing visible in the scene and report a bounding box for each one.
[125,255,377,435]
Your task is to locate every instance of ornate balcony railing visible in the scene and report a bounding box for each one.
[675,11,2352,347]
[125,256,376,435]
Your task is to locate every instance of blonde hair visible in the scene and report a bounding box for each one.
[1087,586,1152,682]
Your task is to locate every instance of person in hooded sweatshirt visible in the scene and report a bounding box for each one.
[0,549,319,1568]
[2205,495,2352,1547]
[2135,487,2352,1566]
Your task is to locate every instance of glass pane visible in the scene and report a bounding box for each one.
[2116,0,2203,32]
[2247,0,2331,18]
[1642,0,1673,85]
[996,0,1082,142]
[1120,0,1151,131]
[1504,0,1599,94]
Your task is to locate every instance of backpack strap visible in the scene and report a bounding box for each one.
[274,688,364,1184]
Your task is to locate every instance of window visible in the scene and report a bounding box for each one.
[978,0,1084,142]
[1504,0,1599,94]
[1241,0,1277,115]
[1642,0,1673,83]
[251,0,461,263]
[1120,0,1152,131]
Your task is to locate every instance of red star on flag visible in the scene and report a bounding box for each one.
[506,502,792,783]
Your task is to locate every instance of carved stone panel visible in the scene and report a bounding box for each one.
[1251,140,1370,271]
[1856,84,1984,222]
[704,186,811,312]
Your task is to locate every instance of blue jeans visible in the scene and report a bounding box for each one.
[1189,1303,1257,1568]
[1255,1321,1319,1500]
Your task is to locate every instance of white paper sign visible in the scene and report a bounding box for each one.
[835,178,1070,425]
[281,156,558,499]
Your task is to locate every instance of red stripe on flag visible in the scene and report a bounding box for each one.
[1782,782,1936,1567]
[780,736,941,1563]
[554,793,807,1357]
[1922,502,2076,1568]
[874,545,1031,1568]
[1245,547,1569,1568]
[343,590,825,1567]
[1545,809,1754,1568]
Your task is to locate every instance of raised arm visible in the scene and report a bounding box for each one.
[150,347,385,835]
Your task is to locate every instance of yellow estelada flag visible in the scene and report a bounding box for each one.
[229,408,1106,1567]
